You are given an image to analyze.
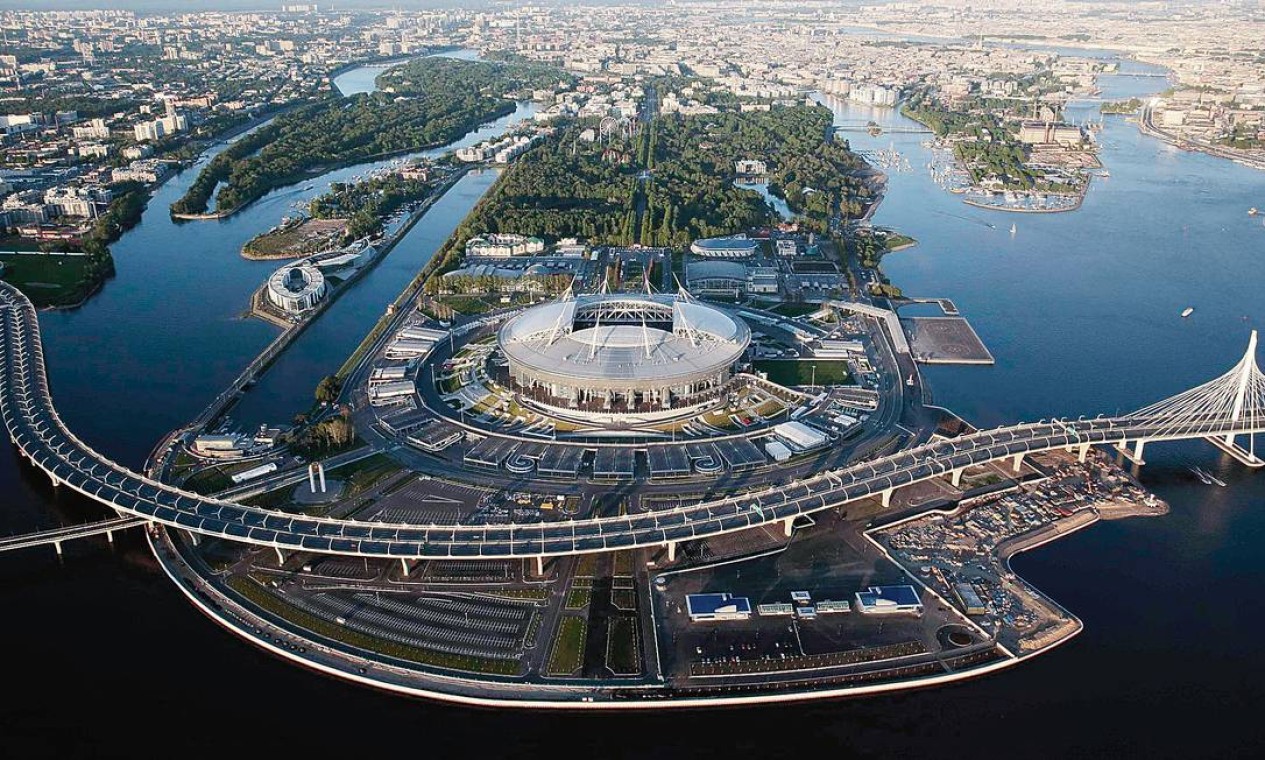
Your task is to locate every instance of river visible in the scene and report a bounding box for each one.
[2,55,1264,757]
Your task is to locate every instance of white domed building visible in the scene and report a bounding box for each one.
[266,262,326,313]
[498,290,750,414]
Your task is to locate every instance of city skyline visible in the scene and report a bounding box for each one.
[1,2,1263,757]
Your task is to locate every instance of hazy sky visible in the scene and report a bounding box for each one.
[0,1,499,10]
[0,0,555,9]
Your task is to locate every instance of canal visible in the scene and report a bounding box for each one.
[32,52,533,465]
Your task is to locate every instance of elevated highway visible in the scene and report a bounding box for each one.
[3,282,1263,563]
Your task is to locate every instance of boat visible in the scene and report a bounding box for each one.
[1009,223,1017,236]
[1181,307,1194,318]
[1190,467,1213,485]
[1208,471,1227,488]
[1250,208,1259,216]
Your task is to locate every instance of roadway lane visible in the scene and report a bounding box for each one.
[1,282,1254,561]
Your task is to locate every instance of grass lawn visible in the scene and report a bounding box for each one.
[545,616,588,676]
[485,587,549,601]
[754,359,852,387]
[439,294,495,315]
[243,217,347,258]
[332,452,402,497]
[605,617,641,676]
[769,302,824,318]
[613,551,635,576]
[242,488,293,509]
[564,587,592,610]
[610,588,638,611]
[0,252,100,306]
[181,459,276,495]
[880,231,918,251]
[574,554,597,577]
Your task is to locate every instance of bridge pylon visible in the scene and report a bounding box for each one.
[1128,330,1265,468]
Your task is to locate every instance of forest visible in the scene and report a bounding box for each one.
[171,58,567,216]
[445,102,876,267]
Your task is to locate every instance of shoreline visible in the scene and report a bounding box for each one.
[150,526,1031,710]
[169,103,515,223]
[1138,106,1265,173]
[900,103,1093,215]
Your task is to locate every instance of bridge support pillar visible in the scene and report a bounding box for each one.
[399,558,411,576]
[1134,439,1146,465]
[881,489,893,509]
[1203,435,1265,467]
[534,556,545,576]
[950,468,963,488]
[666,541,676,562]
[106,530,113,545]
[274,547,285,565]
[53,540,62,557]
[782,517,794,537]
[1011,453,1024,473]
[1078,443,1091,463]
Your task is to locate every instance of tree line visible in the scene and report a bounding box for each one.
[170,58,569,217]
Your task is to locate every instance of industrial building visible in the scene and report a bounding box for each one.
[773,420,830,452]
[1017,120,1085,146]
[854,585,924,616]
[686,593,752,621]
[684,259,779,298]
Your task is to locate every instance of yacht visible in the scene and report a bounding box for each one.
[1181,307,1194,318]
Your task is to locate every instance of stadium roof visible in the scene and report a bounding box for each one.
[499,292,750,389]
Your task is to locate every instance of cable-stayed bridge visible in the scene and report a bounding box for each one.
[3,281,1263,564]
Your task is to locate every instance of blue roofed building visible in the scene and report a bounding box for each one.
[686,593,753,621]
[854,585,924,616]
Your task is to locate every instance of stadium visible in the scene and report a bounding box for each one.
[497,291,750,415]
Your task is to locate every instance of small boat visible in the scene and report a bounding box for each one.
[1250,208,1259,216]
[1208,471,1227,488]
[1190,467,1212,485]
[1181,307,1194,318]
[1009,223,1017,236]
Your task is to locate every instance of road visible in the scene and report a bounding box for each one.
[5,280,1250,561]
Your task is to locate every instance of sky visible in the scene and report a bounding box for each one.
[0,1,497,10]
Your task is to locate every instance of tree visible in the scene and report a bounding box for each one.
[315,374,342,404]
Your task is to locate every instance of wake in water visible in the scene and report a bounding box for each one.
[929,209,996,229]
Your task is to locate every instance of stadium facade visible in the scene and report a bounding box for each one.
[498,291,750,414]
[266,262,326,313]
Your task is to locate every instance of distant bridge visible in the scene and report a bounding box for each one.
[0,516,145,556]
[833,125,932,135]
[3,281,1264,568]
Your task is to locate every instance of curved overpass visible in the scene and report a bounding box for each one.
[3,282,1262,561]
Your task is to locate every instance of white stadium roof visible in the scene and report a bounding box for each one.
[498,292,750,389]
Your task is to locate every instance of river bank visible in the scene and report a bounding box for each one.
[1138,105,1265,172]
